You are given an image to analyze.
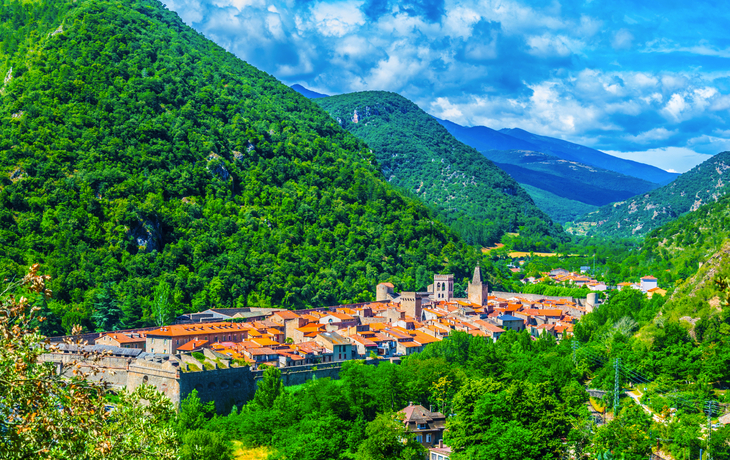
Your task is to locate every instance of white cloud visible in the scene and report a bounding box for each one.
[612,29,634,50]
[160,0,730,173]
[309,2,365,37]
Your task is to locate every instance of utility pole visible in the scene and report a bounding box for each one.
[593,252,596,276]
[706,400,717,460]
[614,358,620,415]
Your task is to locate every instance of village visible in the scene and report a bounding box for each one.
[91,266,597,368]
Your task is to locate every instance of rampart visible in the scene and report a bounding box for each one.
[40,345,378,413]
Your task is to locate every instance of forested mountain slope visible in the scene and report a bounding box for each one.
[573,151,730,238]
[636,193,730,303]
[0,0,488,334]
[315,91,566,247]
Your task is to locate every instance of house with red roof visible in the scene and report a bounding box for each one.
[95,332,146,349]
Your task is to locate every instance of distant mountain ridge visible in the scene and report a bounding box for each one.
[484,150,658,206]
[291,84,329,99]
[572,151,730,238]
[499,128,679,185]
[435,119,678,185]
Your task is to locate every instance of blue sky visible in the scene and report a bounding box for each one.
[163,0,730,173]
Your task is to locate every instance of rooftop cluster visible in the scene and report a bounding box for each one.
[93,267,590,371]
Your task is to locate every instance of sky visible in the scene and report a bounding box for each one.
[162,0,730,173]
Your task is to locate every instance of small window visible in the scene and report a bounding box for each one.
[416,435,422,443]
[426,434,432,443]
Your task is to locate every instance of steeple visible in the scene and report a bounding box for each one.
[472,264,482,285]
[468,264,488,306]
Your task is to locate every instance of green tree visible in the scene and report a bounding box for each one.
[179,429,233,460]
[176,389,216,435]
[152,280,174,327]
[92,283,122,332]
[253,365,284,410]
[355,412,425,460]
[590,403,653,460]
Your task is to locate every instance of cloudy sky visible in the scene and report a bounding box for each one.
[163,0,730,173]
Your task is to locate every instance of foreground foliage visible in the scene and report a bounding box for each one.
[0,266,178,459]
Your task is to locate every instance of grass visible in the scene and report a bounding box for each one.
[481,243,505,253]
[507,251,580,258]
[186,363,201,372]
[232,441,270,460]
[589,397,606,413]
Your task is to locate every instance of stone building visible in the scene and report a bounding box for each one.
[430,274,454,301]
[399,403,447,448]
[376,282,396,301]
[467,265,489,306]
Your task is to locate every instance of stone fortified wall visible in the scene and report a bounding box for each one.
[41,345,378,413]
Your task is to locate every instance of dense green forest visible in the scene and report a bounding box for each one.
[517,183,597,224]
[573,151,730,238]
[315,91,566,247]
[0,0,498,335]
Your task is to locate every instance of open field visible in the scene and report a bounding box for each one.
[481,243,505,253]
[233,442,270,460]
[508,251,578,257]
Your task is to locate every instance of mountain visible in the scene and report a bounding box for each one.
[0,0,488,333]
[290,84,328,99]
[572,152,730,238]
[516,184,598,225]
[499,128,679,185]
[314,91,566,247]
[433,117,541,152]
[481,149,659,223]
[435,119,678,185]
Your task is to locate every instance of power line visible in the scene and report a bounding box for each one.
[614,358,620,414]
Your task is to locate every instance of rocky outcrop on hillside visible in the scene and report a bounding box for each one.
[572,152,730,238]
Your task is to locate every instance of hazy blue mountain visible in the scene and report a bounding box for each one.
[435,117,678,185]
[484,150,658,205]
[499,128,678,185]
[434,117,541,152]
[291,84,329,99]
